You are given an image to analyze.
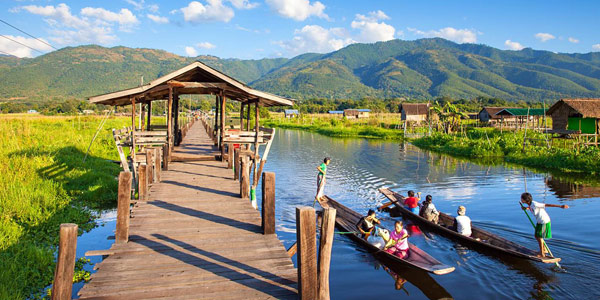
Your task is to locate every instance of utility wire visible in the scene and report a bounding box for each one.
[0,18,57,50]
[0,34,45,54]
[0,49,15,56]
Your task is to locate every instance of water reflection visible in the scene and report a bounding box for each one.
[546,176,600,200]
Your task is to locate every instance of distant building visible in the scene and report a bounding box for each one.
[284,109,299,118]
[546,98,600,134]
[478,107,513,123]
[328,110,344,115]
[344,109,370,118]
[400,103,430,122]
[27,109,38,114]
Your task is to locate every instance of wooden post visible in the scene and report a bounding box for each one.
[227,143,233,169]
[146,149,153,184]
[241,155,250,199]
[131,97,136,130]
[116,172,132,243]
[174,94,180,146]
[154,148,160,182]
[262,172,275,235]
[234,148,240,181]
[167,87,173,147]
[220,91,226,160]
[51,223,78,300]
[296,206,317,300]
[162,144,169,171]
[318,208,336,300]
[147,102,152,130]
[240,103,244,130]
[253,100,260,184]
[138,164,147,200]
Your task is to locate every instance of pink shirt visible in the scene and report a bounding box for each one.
[390,229,409,250]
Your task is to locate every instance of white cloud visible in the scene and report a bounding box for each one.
[0,35,53,58]
[185,46,198,56]
[227,0,259,9]
[147,14,168,24]
[505,39,525,50]
[568,37,579,44]
[534,32,555,42]
[409,27,477,43]
[125,0,145,10]
[181,0,234,23]
[593,44,600,51]
[148,4,159,13]
[351,11,395,43]
[265,0,328,21]
[276,25,354,56]
[197,42,216,49]
[17,3,129,45]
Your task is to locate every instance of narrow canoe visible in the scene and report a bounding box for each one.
[378,188,561,264]
[319,195,455,275]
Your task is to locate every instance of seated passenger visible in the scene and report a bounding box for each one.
[452,205,472,237]
[356,209,380,239]
[403,190,421,214]
[385,221,410,259]
[419,195,440,224]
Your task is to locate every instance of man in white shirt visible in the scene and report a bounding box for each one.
[521,192,569,258]
[453,205,472,237]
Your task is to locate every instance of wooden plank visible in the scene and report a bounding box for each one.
[51,223,78,300]
[296,207,317,300]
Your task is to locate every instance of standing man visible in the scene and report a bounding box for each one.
[520,192,569,258]
[315,157,331,203]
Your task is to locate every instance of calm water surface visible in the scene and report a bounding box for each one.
[74,129,600,299]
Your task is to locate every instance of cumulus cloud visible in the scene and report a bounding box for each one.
[147,14,168,23]
[181,0,234,23]
[265,0,328,21]
[593,44,600,51]
[534,32,555,42]
[408,27,477,43]
[568,37,579,44]
[228,0,259,9]
[351,11,395,43]
[505,40,525,50]
[276,25,354,55]
[185,46,198,56]
[197,42,216,49]
[17,3,135,45]
[0,35,53,58]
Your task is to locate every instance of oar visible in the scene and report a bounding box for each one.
[519,202,562,269]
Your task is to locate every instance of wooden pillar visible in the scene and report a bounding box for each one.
[50,223,78,300]
[138,164,147,200]
[214,94,220,146]
[162,144,169,171]
[296,207,317,300]
[220,91,226,159]
[234,148,240,181]
[154,148,160,182]
[318,207,337,300]
[241,155,250,199]
[262,172,275,235]
[146,149,153,184]
[227,143,233,169]
[253,100,260,184]
[246,101,251,131]
[131,97,136,130]
[174,94,180,146]
[116,172,132,243]
[240,103,244,130]
[167,87,173,147]
[147,101,152,130]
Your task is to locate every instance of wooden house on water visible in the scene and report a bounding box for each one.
[400,103,430,122]
[546,99,600,135]
[478,107,514,123]
[344,108,370,118]
[495,108,547,131]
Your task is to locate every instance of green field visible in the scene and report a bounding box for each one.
[0,115,129,299]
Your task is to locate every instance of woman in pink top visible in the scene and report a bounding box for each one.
[385,221,410,259]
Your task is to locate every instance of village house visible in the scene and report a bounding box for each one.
[343,108,370,118]
[399,103,430,122]
[478,107,512,123]
[546,98,600,134]
[284,109,299,118]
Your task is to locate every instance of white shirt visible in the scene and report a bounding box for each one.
[529,201,551,224]
[455,215,472,237]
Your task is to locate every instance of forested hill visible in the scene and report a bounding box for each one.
[1,38,600,102]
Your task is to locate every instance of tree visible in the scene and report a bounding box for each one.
[431,101,469,134]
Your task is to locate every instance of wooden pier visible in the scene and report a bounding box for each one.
[77,122,298,299]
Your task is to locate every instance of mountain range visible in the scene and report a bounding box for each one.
[1,38,600,103]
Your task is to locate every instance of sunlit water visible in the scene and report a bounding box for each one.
[74,129,600,299]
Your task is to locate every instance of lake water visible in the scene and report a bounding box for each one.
[74,129,600,299]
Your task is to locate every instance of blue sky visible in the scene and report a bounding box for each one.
[1,0,599,59]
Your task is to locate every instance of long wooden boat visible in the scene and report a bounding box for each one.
[378,188,561,264]
[318,195,455,275]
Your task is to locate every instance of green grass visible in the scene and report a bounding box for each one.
[0,114,130,299]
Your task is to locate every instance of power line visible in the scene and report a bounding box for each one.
[0,49,15,56]
[0,18,57,50]
[0,34,45,54]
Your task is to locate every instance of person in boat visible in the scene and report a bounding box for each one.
[520,192,569,258]
[315,157,330,201]
[384,220,410,259]
[403,190,421,214]
[452,206,472,237]
[419,194,440,223]
[356,209,380,239]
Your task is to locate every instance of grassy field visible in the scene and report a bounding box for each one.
[0,114,130,299]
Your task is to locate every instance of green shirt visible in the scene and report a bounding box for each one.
[319,163,327,176]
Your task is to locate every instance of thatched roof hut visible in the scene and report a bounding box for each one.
[546,99,600,134]
[400,103,430,121]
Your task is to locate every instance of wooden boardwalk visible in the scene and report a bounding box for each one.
[78,122,298,299]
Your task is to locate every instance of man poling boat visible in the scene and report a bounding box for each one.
[314,157,330,206]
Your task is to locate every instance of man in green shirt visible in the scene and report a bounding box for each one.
[315,157,331,202]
